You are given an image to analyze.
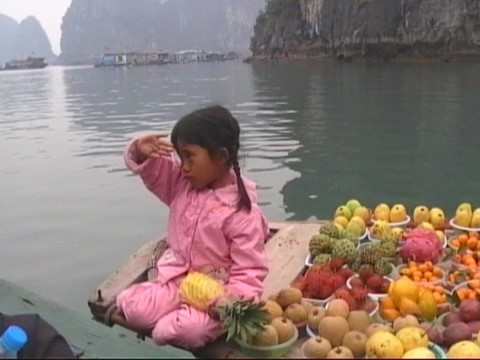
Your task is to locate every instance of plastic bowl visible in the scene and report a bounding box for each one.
[450,218,480,233]
[447,235,473,254]
[371,215,411,228]
[451,279,480,296]
[394,264,445,285]
[233,326,299,358]
[428,342,447,359]
[302,295,333,307]
[346,275,393,300]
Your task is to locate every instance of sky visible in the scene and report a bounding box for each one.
[0,0,72,55]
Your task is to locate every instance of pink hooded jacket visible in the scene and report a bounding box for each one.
[124,138,269,300]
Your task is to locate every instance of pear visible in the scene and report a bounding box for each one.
[284,303,308,324]
[334,216,349,229]
[262,300,284,322]
[347,310,371,333]
[353,206,370,223]
[303,336,332,358]
[271,317,296,344]
[430,208,445,229]
[335,206,352,221]
[393,315,419,333]
[457,203,473,217]
[345,199,362,214]
[413,206,430,225]
[342,331,367,358]
[252,324,279,346]
[471,213,480,228]
[390,204,407,223]
[326,346,354,359]
[455,208,472,227]
[307,307,327,333]
[374,204,390,221]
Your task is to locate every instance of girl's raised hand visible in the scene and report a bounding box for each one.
[136,133,174,160]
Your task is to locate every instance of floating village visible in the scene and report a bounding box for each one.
[94,49,239,68]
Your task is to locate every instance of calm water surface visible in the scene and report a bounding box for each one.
[1,61,480,314]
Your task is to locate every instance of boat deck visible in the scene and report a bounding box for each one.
[87,220,326,358]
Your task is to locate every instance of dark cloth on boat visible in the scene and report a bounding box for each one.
[0,312,76,359]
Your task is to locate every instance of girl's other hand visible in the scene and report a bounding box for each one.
[136,133,174,160]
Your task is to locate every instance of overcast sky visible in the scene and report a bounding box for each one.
[0,0,71,55]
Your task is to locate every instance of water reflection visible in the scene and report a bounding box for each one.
[251,62,480,219]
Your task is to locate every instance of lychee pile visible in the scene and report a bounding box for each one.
[296,259,354,300]
[349,268,392,295]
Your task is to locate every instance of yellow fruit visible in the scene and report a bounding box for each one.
[471,213,480,228]
[395,327,429,352]
[399,298,422,317]
[455,208,472,227]
[334,216,349,229]
[381,308,401,321]
[366,330,404,358]
[390,204,407,223]
[391,277,419,309]
[178,272,225,311]
[402,347,436,358]
[448,340,480,358]
[418,222,435,231]
[413,206,430,225]
[418,288,437,322]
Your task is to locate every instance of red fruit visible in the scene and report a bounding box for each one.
[366,274,384,292]
[329,257,345,271]
[330,274,346,290]
[459,299,480,322]
[379,279,391,294]
[350,277,366,289]
[359,268,375,283]
[350,287,368,303]
[340,294,358,311]
[334,287,351,299]
[338,268,354,281]
[317,285,334,300]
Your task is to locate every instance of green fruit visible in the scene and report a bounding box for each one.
[313,254,332,265]
[346,199,362,214]
[309,234,332,257]
[360,243,383,265]
[346,221,364,238]
[334,216,349,229]
[378,241,397,258]
[335,206,352,221]
[319,222,341,239]
[374,258,392,276]
[332,239,356,263]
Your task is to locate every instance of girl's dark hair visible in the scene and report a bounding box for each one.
[171,105,252,212]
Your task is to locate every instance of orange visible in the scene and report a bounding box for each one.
[459,234,469,245]
[418,264,428,272]
[452,239,461,248]
[379,297,396,310]
[433,267,443,276]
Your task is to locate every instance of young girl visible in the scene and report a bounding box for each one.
[116,105,269,349]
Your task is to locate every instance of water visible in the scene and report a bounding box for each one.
[1,61,480,314]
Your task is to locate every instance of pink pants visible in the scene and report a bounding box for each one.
[116,280,223,349]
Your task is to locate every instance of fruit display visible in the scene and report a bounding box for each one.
[373,203,410,224]
[399,228,444,264]
[378,276,440,322]
[302,300,445,359]
[295,260,353,301]
[452,203,480,229]
[449,233,480,252]
[228,200,480,358]
[397,261,445,283]
[308,222,361,265]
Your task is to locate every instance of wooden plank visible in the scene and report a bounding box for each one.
[0,278,194,359]
[262,223,321,298]
[88,237,165,320]
[268,220,325,232]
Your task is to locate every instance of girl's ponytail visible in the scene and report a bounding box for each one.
[233,158,252,212]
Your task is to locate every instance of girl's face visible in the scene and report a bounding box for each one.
[176,142,232,189]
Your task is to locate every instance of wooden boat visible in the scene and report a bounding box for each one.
[0,56,48,71]
[87,220,326,358]
[1,277,193,358]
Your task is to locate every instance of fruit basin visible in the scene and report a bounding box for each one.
[394,263,445,285]
[233,326,299,358]
[346,275,393,300]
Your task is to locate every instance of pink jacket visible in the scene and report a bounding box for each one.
[124,138,269,300]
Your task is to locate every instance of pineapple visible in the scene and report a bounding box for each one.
[179,272,269,342]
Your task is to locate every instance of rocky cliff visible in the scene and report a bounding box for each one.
[59,0,265,64]
[0,14,55,66]
[250,0,480,60]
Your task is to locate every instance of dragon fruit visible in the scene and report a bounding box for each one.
[399,228,443,264]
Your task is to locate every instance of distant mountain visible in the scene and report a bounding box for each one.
[0,14,56,67]
[59,0,265,65]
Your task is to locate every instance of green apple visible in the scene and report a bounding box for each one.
[335,206,352,220]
